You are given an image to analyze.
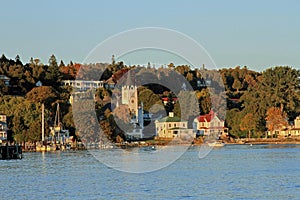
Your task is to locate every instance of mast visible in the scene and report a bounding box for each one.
[54,103,62,142]
[54,103,60,127]
[42,103,45,142]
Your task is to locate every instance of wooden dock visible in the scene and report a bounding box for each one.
[0,144,22,160]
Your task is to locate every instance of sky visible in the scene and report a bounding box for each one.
[1,0,299,72]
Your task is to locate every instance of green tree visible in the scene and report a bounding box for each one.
[260,66,300,119]
[226,108,244,137]
[138,88,160,111]
[240,113,256,138]
[45,54,63,87]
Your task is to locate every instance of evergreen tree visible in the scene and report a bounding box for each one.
[45,54,63,87]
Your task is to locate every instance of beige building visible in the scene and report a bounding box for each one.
[271,116,300,137]
[155,112,194,140]
[122,85,138,120]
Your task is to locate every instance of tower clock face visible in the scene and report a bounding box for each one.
[131,99,134,104]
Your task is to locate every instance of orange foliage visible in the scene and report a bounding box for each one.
[60,63,81,79]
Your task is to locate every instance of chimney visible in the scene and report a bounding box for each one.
[169,112,174,117]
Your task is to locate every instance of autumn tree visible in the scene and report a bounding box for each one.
[265,107,288,138]
[26,86,58,108]
[232,79,243,92]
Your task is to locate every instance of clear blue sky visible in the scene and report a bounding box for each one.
[1,0,299,71]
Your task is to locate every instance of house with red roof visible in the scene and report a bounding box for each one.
[193,111,228,137]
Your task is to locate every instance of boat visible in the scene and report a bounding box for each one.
[36,103,69,152]
[207,141,225,147]
[36,144,46,152]
[50,103,70,147]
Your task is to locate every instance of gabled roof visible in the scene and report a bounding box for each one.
[196,110,215,122]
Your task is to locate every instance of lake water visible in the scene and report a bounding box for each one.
[1,144,300,199]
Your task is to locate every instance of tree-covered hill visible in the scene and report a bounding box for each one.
[1,54,299,142]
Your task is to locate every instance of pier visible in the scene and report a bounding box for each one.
[0,144,22,160]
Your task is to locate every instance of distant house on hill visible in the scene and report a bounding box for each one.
[61,80,105,91]
[0,75,10,86]
[35,81,42,87]
[161,97,178,105]
[193,111,228,137]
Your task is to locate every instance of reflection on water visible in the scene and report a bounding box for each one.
[1,144,300,199]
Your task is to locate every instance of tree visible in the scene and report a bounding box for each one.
[240,113,256,138]
[226,108,243,137]
[138,88,160,111]
[26,86,58,108]
[59,60,65,68]
[196,89,211,115]
[265,107,288,138]
[232,79,242,92]
[15,55,21,64]
[186,72,194,82]
[45,54,63,87]
[167,63,175,69]
[261,66,300,119]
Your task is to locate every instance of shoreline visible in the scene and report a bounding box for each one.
[21,138,300,152]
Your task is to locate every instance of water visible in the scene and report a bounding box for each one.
[1,144,300,199]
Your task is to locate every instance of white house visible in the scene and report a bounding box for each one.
[269,116,300,137]
[62,80,104,91]
[193,111,228,137]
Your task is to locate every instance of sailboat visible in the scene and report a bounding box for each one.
[36,104,51,151]
[50,103,70,150]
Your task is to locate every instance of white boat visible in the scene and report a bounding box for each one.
[207,141,225,147]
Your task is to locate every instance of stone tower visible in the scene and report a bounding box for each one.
[122,85,138,120]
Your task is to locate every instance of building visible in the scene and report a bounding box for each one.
[122,85,138,120]
[62,80,105,91]
[126,124,144,140]
[161,97,178,106]
[269,116,300,137]
[0,75,10,86]
[291,116,300,136]
[193,111,228,137]
[155,112,194,139]
[0,114,8,141]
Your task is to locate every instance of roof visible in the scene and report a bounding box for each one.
[291,128,300,130]
[196,111,214,122]
[156,116,182,123]
[161,97,178,101]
